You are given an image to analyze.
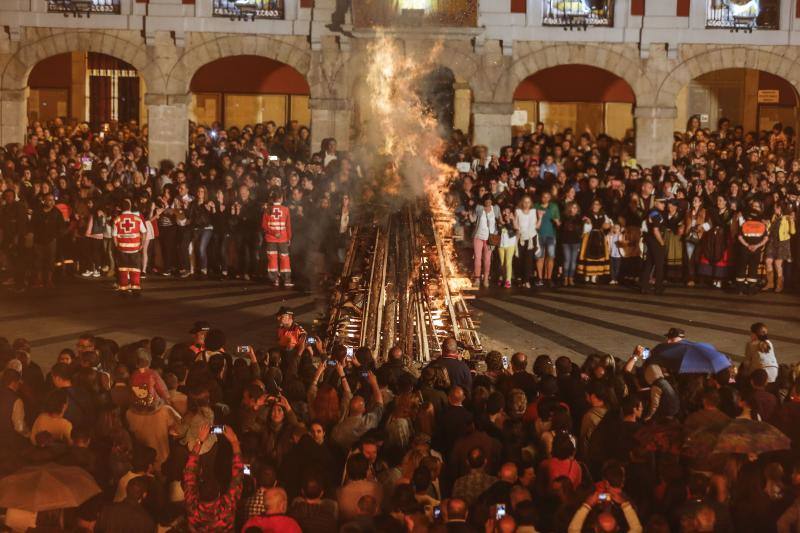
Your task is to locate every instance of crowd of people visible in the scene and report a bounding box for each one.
[446,118,798,295]
[1,115,799,296]
[0,312,797,533]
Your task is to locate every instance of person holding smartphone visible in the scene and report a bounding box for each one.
[184,424,244,532]
[566,488,643,533]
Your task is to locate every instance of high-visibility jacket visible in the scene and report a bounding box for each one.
[113,211,146,252]
[262,204,292,243]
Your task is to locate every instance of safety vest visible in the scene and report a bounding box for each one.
[113,211,146,252]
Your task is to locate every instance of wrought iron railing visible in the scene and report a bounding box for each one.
[705,0,778,30]
[352,0,477,28]
[212,0,284,20]
[542,0,614,28]
[47,0,121,15]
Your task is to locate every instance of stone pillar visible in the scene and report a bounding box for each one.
[70,52,88,122]
[472,102,513,156]
[635,106,677,168]
[0,89,27,148]
[310,97,351,152]
[453,82,472,135]
[146,93,189,167]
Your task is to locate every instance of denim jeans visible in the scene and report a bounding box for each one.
[192,227,213,271]
[561,243,580,278]
[611,257,622,281]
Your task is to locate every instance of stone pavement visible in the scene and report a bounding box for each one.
[1,277,798,367]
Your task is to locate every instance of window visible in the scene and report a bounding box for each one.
[47,0,121,15]
[705,0,779,30]
[542,0,614,27]
[212,0,284,19]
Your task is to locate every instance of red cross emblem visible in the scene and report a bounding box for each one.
[120,218,137,233]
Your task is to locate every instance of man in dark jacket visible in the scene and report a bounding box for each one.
[31,193,64,287]
[431,338,472,395]
[96,475,156,533]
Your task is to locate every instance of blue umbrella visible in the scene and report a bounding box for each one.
[649,341,731,374]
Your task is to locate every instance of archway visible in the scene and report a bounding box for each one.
[27,52,144,127]
[189,55,310,129]
[513,64,635,140]
[676,68,798,141]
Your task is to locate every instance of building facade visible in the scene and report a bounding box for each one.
[2,0,800,167]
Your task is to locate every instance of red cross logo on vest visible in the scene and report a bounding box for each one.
[120,218,137,234]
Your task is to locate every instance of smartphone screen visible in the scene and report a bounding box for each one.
[212,425,224,435]
[495,504,506,520]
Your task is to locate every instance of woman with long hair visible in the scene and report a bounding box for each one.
[515,194,539,288]
[188,185,214,277]
[697,195,734,288]
[683,195,707,286]
[763,202,795,292]
[559,201,582,287]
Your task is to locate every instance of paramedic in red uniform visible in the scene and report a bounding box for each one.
[262,190,293,287]
[735,200,769,295]
[113,199,147,293]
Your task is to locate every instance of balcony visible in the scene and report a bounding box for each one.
[705,0,778,30]
[47,0,121,15]
[212,0,284,20]
[352,0,477,28]
[542,0,614,28]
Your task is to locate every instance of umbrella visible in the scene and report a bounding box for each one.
[635,418,684,454]
[0,464,100,512]
[649,341,731,374]
[712,418,791,455]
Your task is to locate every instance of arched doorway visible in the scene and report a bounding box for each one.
[189,55,310,129]
[351,64,470,143]
[513,64,635,140]
[27,52,144,127]
[677,68,798,142]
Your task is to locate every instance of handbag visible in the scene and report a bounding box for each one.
[488,233,501,247]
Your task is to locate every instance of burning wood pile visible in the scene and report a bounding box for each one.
[323,33,481,362]
[325,200,482,362]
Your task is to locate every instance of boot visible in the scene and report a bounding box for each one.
[776,275,785,293]
[762,268,774,291]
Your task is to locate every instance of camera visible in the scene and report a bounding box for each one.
[346,346,354,357]
[641,348,650,360]
[236,345,250,354]
[360,370,369,379]
[598,493,610,502]
[243,464,251,476]
[326,359,337,367]
[212,425,224,435]
[433,506,441,519]
[306,337,316,345]
[269,155,279,161]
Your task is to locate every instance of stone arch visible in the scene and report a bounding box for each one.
[494,43,656,107]
[168,34,312,97]
[655,46,800,107]
[0,29,161,93]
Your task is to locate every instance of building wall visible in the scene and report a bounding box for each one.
[4,0,800,165]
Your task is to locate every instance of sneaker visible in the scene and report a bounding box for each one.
[80,270,94,278]
[713,280,722,289]
[161,271,172,277]
[272,279,280,287]
[179,270,191,279]
[221,270,228,277]
[91,270,101,278]
[504,280,512,288]
[686,280,695,287]
[243,274,251,281]
[535,280,544,288]
[609,280,618,285]
[523,282,531,289]
[200,269,208,276]
[482,278,490,288]
[284,280,295,288]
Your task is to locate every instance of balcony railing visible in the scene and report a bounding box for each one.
[212,0,284,20]
[705,0,778,30]
[47,0,121,15]
[542,0,614,28]
[352,0,477,28]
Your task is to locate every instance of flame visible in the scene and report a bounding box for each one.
[362,33,469,287]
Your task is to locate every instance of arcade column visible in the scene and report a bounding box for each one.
[0,89,27,147]
[310,97,351,152]
[472,101,513,156]
[635,105,677,168]
[146,93,189,167]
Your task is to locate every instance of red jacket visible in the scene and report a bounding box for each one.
[113,212,146,253]
[262,204,292,243]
